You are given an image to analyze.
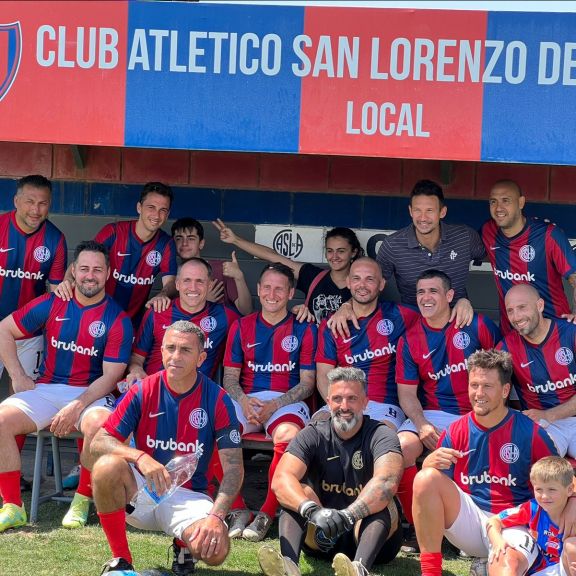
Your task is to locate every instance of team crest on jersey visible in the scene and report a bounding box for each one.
[452,331,471,350]
[189,408,208,429]
[200,316,217,333]
[377,319,394,336]
[146,250,162,267]
[33,246,51,263]
[281,335,299,352]
[88,321,106,338]
[519,245,536,263]
[352,450,364,470]
[229,430,241,444]
[555,347,574,366]
[0,22,22,103]
[500,443,520,464]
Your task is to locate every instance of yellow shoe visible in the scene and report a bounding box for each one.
[61,493,91,529]
[0,503,27,532]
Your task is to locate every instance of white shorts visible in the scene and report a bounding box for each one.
[398,410,460,435]
[447,484,538,564]
[314,401,405,430]
[0,335,43,380]
[542,417,576,458]
[532,562,567,576]
[127,465,213,540]
[1,383,116,431]
[233,390,309,437]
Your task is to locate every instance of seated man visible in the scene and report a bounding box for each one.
[258,366,403,576]
[413,349,559,576]
[0,240,133,531]
[91,321,244,575]
[223,262,317,541]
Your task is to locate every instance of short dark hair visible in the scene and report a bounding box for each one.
[324,227,364,261]
[171,217,204,241]
[139,182,173,207]
[410,179,444,206]
[177,257,212,278]
[467,349,513,386]
[73,240,109,266]
[16,175,52,194]
[258,262,295,289]
[417,269,452,291]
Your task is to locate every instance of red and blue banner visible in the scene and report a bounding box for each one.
[0,1,575,164]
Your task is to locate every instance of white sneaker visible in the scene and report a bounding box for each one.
[227,509,251,539]
[332,552,369,576]
[258,545,301,576]
[243,511,273,542]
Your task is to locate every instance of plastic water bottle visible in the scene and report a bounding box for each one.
[130,453,199,508]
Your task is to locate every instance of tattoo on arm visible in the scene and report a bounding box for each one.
[212,447,244,517]
[222,367,246,403]
[275,370,315,409]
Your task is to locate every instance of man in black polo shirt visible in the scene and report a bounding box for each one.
[257,366,403,576]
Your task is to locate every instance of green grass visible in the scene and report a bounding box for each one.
[0,498,474,576]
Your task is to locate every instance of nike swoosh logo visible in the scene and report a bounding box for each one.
[327,455,340,461]
[148,411,165,418]
[246,342,261,349]
[0,247,14,253]
[520,361,534,368]
[343,335,357,343]
[216,435,225,442]
[490,246,500,250]
[117,252,131,257]
[422,349,436,359]
[55,317,70,322]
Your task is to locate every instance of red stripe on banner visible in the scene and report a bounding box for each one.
[0,31,8,84]
[299,7,487,161]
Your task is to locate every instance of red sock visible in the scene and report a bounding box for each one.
[76,438,84,453]
[0,470,22,507]
[420,552,443,576]
[15,435,27,452]
[98,508,132,563]
[174,538,187,549]
[231,492,248,510]
[260,441,288,519]
[76,465,92,499]
[397,465,417,525]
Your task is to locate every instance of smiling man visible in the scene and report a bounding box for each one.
[223,262,317,541]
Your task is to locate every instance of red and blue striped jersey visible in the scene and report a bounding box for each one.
[497,319,576,410]
[440,410,558,513]
[396,314,501,415]
[481,218,576,334]
[316,302,419,404]
[224,312,317,394]
[13,293,133,387]
[104,370,241,492]
[95,220,177,320]
[499,499,562,575]
[0,211,67,319]
[133,299,240,379]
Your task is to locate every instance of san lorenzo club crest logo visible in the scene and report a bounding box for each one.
[452,331,471,350]
[273,229,303,259]
[88,321,106,338]
[200,316,217,333]
[555,347,574,366]
[146,250,162,267]
[500,443,520,464]
[352,450,364,470]
[281,335,299,353]
[376,319,394,336]
[33,246,51,263]
[0,22,22,103]
[189,408,208,429]
[519,245,535,263]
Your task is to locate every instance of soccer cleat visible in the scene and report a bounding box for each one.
[400,524,419,555]
[0,503,27,532]
[243,511,273,542]
[227,509,251,539]
[469,557,488,576]
[100,557,136,574]
[171,538,197,576]
[332,553,369,576]
[61,492,91,528]
[258,545,301,576]
[62,464,81,490]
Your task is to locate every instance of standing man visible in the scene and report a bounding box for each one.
[395,269,500,550]
[56,182,178,324]
[481,179,576,334]
[0,175,67,380]
[412,349,559,576]
[316,257,419,429]
[498,283,576,457]
[127,258,240,383]
[0,241,133,532]
[171,217,252,315]
[91,321,243,575]
[258,367,404,576]
[223,262,317,541]
[376,179,485,326]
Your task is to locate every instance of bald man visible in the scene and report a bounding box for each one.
[497,283,576,456]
